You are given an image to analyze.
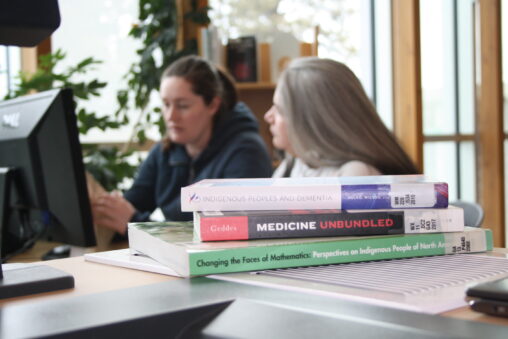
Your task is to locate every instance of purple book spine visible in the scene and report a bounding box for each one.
[341,183,448,209]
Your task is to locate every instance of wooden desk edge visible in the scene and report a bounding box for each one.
[1,256,179,307]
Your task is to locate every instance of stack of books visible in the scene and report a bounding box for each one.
[127,175,493,277]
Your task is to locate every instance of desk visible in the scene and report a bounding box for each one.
[1,251,508,337]
[0,256,177,307]
[39,255,508,327]
[7,239,129,263]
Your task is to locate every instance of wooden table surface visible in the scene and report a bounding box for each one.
[3,241,508,327]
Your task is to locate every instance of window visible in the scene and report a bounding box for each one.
[372,0,393,129]
[420,0,476,202]
[51,0,141,143]
[208,0,393,127]
[0,46,20,98]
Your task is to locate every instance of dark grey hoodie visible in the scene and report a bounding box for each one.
[124,102,272,222]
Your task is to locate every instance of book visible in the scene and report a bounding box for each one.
[193,206,464,241]
[181,175,449,212]
[198,25,224,66]
[226,36,257,82]
[128,222,491,278]
[84,249,179,276]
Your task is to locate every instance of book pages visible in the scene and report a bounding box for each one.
[210,254,508,314]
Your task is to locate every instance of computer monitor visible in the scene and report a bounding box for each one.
[0,88,96,298]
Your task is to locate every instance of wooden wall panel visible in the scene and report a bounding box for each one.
[391,0,423,172]
[20,37,51,75]
[237,88,274,157]
[477,0,504,247]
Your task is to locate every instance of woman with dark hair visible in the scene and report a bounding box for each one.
[93,55,272,234]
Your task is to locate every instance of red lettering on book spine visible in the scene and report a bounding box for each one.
[200,216,248,241]
[319,218,394,229]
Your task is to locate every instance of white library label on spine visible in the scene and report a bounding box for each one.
[403,208,464,233]
[390,183,436,208]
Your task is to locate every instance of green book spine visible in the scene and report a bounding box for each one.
[187,229,492,276]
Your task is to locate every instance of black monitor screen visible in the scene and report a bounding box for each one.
[0,88,95,258]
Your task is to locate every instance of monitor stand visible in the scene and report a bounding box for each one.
[0,167,74,299]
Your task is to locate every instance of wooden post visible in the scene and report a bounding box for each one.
[312,25,319,56]
[179,0,209,49]
[476,0,504,247]
[20,36,51,75]
[391,0,423,172]
[299,43,313,57]
[258,43,272,83]
[175,0,185,50]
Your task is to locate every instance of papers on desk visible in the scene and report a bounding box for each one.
[85,249,508,314]
[84,249,180,276]
[209,253,508,314]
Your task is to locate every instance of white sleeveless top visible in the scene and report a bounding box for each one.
[272,158,381,178]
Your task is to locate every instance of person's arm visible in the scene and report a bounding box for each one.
[92,146,161,234]
[92,192,135,235]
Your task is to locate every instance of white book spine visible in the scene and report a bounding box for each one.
[181,182,443,212]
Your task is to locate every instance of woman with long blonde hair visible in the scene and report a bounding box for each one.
[265,57,418,177]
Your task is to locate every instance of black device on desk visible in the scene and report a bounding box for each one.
[466,276,508,317]
[0,89,96,299]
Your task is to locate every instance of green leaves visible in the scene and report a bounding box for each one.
[4,48,134,190]
[3,49,111,134]
[185,5,211,25]
[5,0,210,192]
[82,145,140,192]
[76,108,121,134]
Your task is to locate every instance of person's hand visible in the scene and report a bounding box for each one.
[92,192,135,235]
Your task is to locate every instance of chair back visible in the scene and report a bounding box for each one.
[450,200,484,228]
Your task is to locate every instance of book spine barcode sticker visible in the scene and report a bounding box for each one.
[390,183,437,208]
[392,194,416,207]
[444,231,488,254]
[451,237,471,253]
[403,208,463,233]
[408,218,438,232]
